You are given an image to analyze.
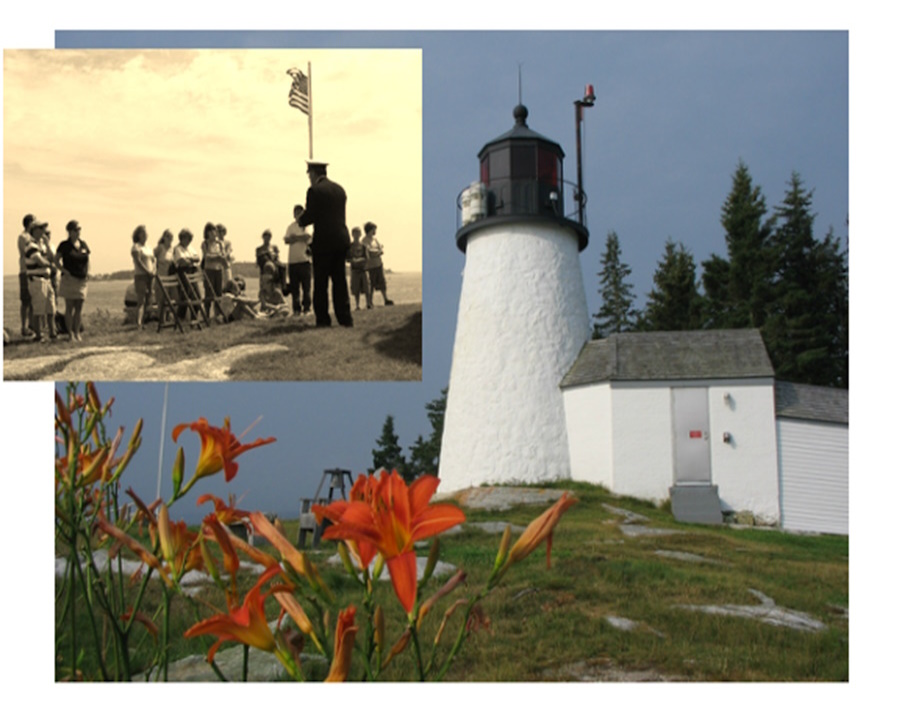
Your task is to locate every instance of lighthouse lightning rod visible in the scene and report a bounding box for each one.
[574,84,596,227]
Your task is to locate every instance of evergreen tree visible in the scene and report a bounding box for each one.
[639,239,702,331]
[764,173,848,386]
[372,415,408,480]
[407,388,448,477]
[701,160,775,329]
[699,253,731,328]
[592,231,638,338]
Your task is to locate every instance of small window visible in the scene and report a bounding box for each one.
[488,149,509,180]
[511,144,536,179]
[537,147,560,189]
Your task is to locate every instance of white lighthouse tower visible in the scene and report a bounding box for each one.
[439,100,594,492]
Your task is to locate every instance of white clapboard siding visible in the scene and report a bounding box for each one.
[777,418,848,535]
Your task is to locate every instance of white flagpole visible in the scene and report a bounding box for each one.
[156,382,169,501]
[307,61,313,160]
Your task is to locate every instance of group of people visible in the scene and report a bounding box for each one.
[13,161,393,341]
[129,221,237,328]
[256,160,394,327]
[17,213,90,343]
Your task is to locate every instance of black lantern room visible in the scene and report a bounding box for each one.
[456,103,589,252]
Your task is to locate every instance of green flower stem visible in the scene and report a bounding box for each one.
[433,590,487,682]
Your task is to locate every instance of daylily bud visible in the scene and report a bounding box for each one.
[158,503,174,563]
[417,569,467,630]
[128,418,144,449]
[337,541,357,578]
[199,537,223,588]
[86,382,101,413]
[372,553,385,582]
[172,447,185,497]
[273,589,315,637]
[381,629,411,670]
[419,538,440,590]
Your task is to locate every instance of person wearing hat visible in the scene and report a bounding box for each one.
[283,205,313,316]
[56,219,91,341]
[23,219,57,342]
[17,213,36,338]
[297,161,353,327]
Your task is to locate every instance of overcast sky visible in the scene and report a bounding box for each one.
[4,48,422,274]
[19,28,851,525]
[3,9,896,697]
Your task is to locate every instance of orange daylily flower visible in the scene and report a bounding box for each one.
[312,474,379,569]
[314,470,466,613]
[172,416,275,487]
[197,492,250,527]
[503,491,578,572]
[184,565,282,662]
[324,606,358,682]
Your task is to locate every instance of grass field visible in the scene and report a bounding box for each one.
[55,481,848,682]
[4,272,422,381]
[4,272,421,335]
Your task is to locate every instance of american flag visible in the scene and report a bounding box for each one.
[287,67,310,115]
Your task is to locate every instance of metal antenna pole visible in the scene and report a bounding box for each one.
[574,84,595,227]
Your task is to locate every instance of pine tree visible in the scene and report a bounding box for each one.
[407,388,447,478]
[701,160,775,329]
[372,415,408,480]
[592,231,638,338]
[639,239,702,331]
[764,173,848,386]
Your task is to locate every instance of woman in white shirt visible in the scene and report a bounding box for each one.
[131,224,156,329]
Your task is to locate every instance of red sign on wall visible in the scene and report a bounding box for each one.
[689,430,703,439]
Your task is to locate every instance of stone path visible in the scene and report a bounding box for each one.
[436,486,571,511]
[676,588,828,632]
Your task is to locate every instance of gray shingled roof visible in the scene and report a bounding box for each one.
[560,329,774,388]
[774,381,848,425]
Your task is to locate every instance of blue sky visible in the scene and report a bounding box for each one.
[33,30,850,524]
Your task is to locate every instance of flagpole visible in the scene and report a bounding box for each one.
[307,61,313,160]
[156,382,169,501]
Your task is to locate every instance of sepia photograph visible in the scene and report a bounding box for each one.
[3,48,422,381]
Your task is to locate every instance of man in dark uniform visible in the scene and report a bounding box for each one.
[297,161,353,327]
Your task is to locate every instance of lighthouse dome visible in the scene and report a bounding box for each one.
[456,104,588,252]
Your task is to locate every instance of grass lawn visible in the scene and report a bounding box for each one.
[4,274,421,381]
[55,481,848,682]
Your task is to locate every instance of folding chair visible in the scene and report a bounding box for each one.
[201,270,228,324]
[154,274,186,333]
[171,269,210,329]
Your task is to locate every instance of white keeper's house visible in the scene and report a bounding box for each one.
[439,101,848,536]
[560,330,848,534]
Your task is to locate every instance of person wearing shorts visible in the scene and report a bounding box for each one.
[56,219,91,341]
[23,219,56,342]
[362,221,394,307]
[18,213,36,338]
[347,227,371,310]
[131,224,156,329]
